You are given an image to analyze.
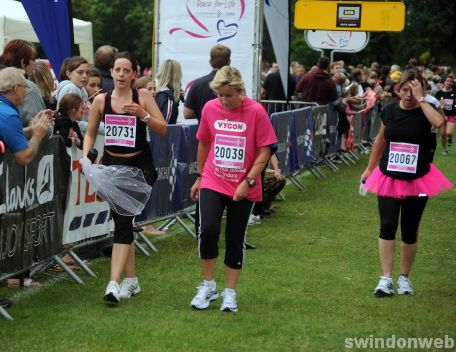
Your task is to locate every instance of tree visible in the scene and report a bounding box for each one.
[71,0,153,68]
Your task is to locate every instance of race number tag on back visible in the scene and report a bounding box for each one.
[214,134,246,169]
[105,114,136,147]
[387,142,419,174]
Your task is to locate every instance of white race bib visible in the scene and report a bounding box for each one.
[214,134,246,169]
[442,98,453,111]
[104,114,136,148]
[387,142,419,174]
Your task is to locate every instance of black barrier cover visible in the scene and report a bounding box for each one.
[271,111,293,176]
[181,124,199,210]
[0,137,70,274]
[292,107,316,167]
[137,126,187,221]
[326,105,340,154]
[313,106,328,159]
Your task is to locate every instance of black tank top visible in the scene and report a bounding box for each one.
[102,89,149,154]
[379,102,432,180]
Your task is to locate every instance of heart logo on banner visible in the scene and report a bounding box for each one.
[169,0,245,40]
[216,20,239,42]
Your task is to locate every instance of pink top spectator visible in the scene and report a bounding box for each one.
[197,97,277,201]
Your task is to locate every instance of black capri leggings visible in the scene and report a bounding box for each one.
[198,188,254,269]
[378,196,428,244]
[102,148,157,245]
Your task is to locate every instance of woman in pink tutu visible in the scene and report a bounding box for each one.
[360,69,453,297]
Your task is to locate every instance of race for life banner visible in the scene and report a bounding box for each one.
[156,0,258,104]
[62,138,113,245]
[0,137,70,274]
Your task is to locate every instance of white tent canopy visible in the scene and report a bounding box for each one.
[0,0,93,63]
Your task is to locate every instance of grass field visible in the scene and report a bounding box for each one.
[1,151,455,352]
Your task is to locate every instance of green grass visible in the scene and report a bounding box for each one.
[1,150,455,352]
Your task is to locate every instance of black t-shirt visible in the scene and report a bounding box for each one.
[434,89,456,116]
[184,71,217,123]
[262,71,286,101]
[379,102,432,180]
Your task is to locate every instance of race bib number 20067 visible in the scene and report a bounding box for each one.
[387,142,419,174]
[104,114,136,148]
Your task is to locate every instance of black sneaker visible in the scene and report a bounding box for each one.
[0,297,12,309]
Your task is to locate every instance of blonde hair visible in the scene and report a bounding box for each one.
[209,66,245,92]
[0,67,27,93]
[135,76,153,89]
[156,59,182,102]
[29,61,55,102]
[333,72,347,85]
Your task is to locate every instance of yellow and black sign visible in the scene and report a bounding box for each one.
[295,1,405,32]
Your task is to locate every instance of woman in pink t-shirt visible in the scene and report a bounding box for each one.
[189,66,277,312]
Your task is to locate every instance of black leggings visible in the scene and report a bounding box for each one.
[102,148,156,244]
[198,188,253,269]
[378,196,428,244]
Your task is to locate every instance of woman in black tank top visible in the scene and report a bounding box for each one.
[360,69,451,298]
[82,52,166,305]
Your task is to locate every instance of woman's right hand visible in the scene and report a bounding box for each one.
[190,178,201,201]
[360,168,372,183]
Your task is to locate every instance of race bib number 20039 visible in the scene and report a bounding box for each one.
[214,134,246,170]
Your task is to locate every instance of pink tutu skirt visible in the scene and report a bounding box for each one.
[364,164,453,199]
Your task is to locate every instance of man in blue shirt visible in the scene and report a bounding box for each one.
[0,67,51,165]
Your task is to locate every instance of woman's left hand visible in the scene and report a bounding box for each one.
[122,102,145,117]
[233,180,250,201]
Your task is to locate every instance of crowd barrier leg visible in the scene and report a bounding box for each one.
[136,231,158,253]
[348,150,360,161]
[68,250,97,278]
[158,218,176,231]
[0,306,13,321]
[337,153,353,166]
[288,174,305,190]
[322,158,338,171]
[54,255,84,284]
[134,240,151,257]
[30,261,53,278]
[309,165,327,178]
[185,212,195,224]
[175,215,197,238]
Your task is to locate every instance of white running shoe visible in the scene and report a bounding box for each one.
[104,281,120,304]
[374,276,394,297]
[119,278,141,299]
[190,281,219,310]
[220,289,238,312]
[248,214,261,225]
[397,275,414,295]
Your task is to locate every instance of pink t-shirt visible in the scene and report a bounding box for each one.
[197,97,278,201]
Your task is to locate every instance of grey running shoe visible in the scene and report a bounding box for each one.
[191,281,219,310]
[220,289,238,312]
[374,276,394,297]
[397,275,414,295]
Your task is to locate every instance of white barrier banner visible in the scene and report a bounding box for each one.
[157,0,256,100]
[264,0,289,96]
[62,140,113,245]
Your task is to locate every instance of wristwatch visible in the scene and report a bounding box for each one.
[244,176,256,188]
[141,114,151,123]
